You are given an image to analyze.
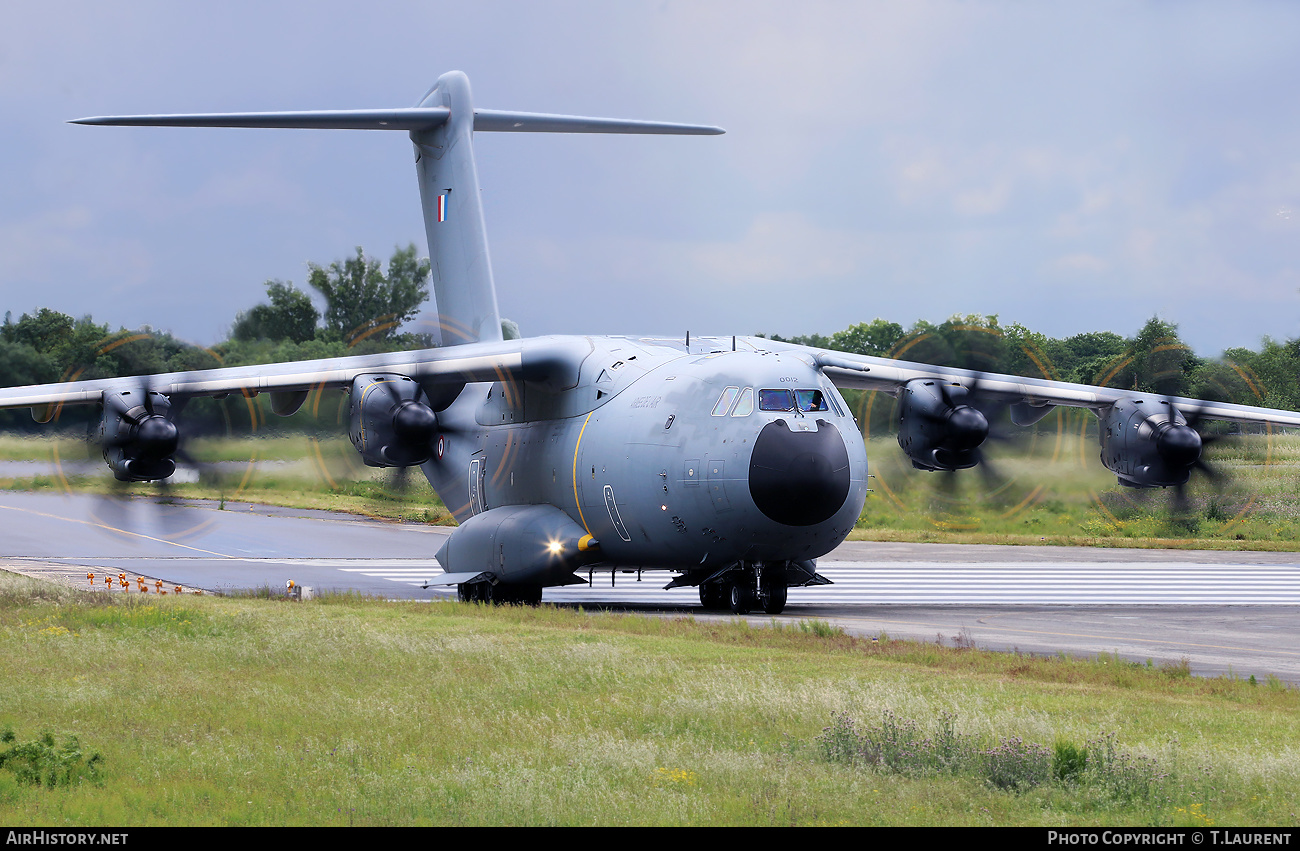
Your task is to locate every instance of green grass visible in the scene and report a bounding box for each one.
[1,572,1297,826]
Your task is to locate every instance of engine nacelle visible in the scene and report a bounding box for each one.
[348,374,439,467]
[896,379,990,471]
[1098,395,1202,488]
[434,504,600,586]
[99,388,179,482]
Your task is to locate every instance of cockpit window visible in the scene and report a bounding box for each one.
[711,386,740,416]
[759,389,826,413]
[758,389,794,411]
[795,389,827,412]
[732,387,754,417]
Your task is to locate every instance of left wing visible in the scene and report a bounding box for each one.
[806,346,1300,427]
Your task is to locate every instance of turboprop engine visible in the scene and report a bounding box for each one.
[1099,396,1210,488]
[896,379,990,471]
[348,374,439,467]
[98,388,180,481]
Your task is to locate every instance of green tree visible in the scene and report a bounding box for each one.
[1060,330,1129,385]
[232,280,320,343]
[1120,317,1199,397]
[2,308,75,355]
[308,244,431,344]
[828,319,905,357]
[935,314,1006,372]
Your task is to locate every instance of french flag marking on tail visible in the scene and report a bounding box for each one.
[437,193,447,222]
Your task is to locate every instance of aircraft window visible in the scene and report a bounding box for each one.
[795,389,827,412]
[758,389,794,411]
[825,389,845,417]
[731,387,754,417]
[711,386,740,416]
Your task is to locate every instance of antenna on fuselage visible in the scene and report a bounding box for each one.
[72,71,724,348]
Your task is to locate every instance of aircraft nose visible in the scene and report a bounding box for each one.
[748,419,851,526]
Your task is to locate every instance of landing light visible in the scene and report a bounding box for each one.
[547,540,564,555]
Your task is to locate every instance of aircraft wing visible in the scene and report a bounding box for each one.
[802,346,1300,429]
[0,336,590,422]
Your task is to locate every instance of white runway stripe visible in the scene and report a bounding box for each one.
[527,560,1300,605]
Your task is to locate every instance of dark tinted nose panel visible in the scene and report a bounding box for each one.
[748,419,851,526]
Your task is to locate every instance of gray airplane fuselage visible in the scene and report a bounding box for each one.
[422,335,870,572]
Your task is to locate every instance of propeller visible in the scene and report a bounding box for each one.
[1156,398,1233,520]
[86,380,223,542]
[913,373,1022,477]
[898,373,1037,527]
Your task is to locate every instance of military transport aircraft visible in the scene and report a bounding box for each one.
[3,71,1300,614]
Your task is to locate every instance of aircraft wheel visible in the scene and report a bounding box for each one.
[456,583,471,603]
[699,583,724,609]
[760,583,787,615]
[729,581,752,615]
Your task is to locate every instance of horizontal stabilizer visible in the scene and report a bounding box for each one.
[473,109,724,135]
[70,108,452,130]
[71,109,723,136]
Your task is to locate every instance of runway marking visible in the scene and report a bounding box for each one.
[828,615,1300,659]
[0,503,234,559]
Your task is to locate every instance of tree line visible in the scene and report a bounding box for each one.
[763,314,1300,412]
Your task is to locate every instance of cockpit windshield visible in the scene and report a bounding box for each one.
[758,389,793,411]
[757,389,828,412]
[795,389,827,412]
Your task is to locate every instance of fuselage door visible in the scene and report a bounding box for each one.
[468,456,485,515]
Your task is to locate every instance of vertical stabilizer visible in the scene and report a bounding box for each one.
[411,72,503,347]
[70,73,722,349]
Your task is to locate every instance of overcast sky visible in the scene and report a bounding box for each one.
[2,1,1298,356]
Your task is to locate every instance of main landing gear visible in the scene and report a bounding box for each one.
[457,581,542,606]
[698,563,788,615]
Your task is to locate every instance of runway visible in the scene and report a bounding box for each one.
[3,491,1299,683]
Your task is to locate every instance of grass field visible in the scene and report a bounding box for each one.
[1,573,1297,826]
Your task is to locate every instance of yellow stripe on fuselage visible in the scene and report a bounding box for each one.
[571,412,593,535]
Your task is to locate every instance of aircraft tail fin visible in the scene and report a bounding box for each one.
[72,71,723,347]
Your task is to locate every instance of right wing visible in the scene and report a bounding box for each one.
[0,336,591,423]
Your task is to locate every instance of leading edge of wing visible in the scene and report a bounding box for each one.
[799,345,1300,429]
[0,336,591,413]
